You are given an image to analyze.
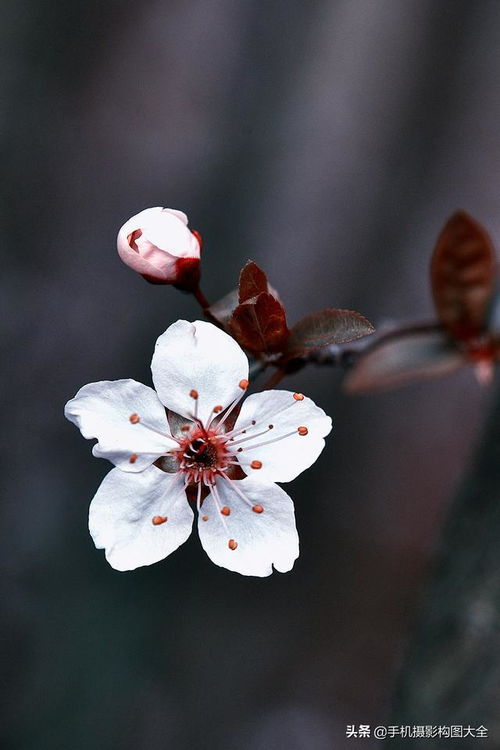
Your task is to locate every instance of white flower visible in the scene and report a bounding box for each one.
[65,321,332,576]
[117,207,201,288]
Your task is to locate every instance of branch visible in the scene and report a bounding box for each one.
[392,381,500,743]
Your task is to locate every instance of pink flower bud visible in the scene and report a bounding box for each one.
[117,207,201,290]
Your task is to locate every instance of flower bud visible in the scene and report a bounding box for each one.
[117,207,201,290]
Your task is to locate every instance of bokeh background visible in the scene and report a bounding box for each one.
[3,1,500,748]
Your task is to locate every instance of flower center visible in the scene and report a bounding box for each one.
[184,437,219,469]
[178,430,230,485]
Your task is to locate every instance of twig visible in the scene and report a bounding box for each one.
[192,285,224,327]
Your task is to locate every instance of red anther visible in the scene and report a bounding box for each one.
[213,405,223,413]
[268,424,274,429]
[220,506,231,516]
[228,539,238,550]
[202,515,209,522]
[251,420,256,425]
[189,389,199,399]
[251,460,262,469]
[237,448,243,452]
[297,426,309,436]
[129,413,140,424]
[181,425,190,431]
[293,393,304,401]
[252,504,264,514]
[129,453,138,464]
[152,515,168,525]
[239,379,249,390]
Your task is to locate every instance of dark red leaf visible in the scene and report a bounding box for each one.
[238,261,269,303]
[286,309,375,357]
[229,292,289,353]
[431,211,495,341]
[344,329,465,394]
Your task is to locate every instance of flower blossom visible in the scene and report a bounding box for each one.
[65,321,332,576]
[117,207,201,290]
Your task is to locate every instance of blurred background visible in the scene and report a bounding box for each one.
[3,0,500,748]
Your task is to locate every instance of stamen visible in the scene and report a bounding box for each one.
[214,380,248,432]
[128,413,181,445]
[237,429,299,452]
[152,516,168,525]
[181,425,190,432]
[220,506,231,516]
[252,505,264,514]
[218,471,255,510]
[213,405,223,413]
[196,480,203,513]
[298,426,309,436]
[220,395,302,441]
[202,515,209,522]
[250,460,262,469]
[228,539,238,550]
[129,454,138,464]
[190,389,199,421]
[209,479,231,535]
[229,426,273,447]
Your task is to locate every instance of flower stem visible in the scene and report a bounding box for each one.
[192,285,222,327]
[260,367,286,390]
[193,285,210,310]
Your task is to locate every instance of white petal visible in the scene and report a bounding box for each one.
[162,208,189,225]
[151,320,249,425]
[197,475,299,577]
[89,466,193,571]
[117,206,164,240]
[232,390,332,482]
[143,210,199,258]
[65,379,177,472]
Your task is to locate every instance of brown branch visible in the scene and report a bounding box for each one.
[192,285,224,327]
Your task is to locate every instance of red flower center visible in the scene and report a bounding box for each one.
[177,429,230,484]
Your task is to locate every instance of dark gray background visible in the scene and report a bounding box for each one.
[3,1,500,748]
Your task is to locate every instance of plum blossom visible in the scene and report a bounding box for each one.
[65,321,332,576]
[117,207,201,289]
